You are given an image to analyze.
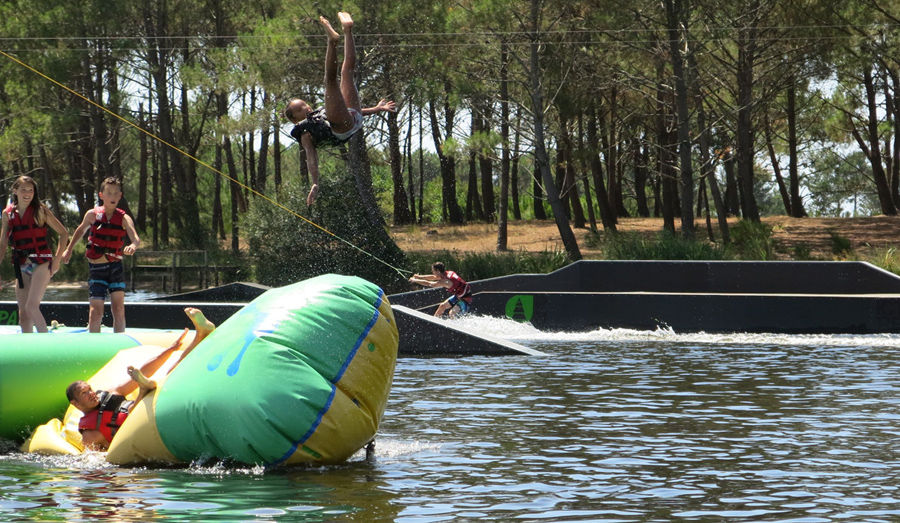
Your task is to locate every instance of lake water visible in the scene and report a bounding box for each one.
[2,316,900,522]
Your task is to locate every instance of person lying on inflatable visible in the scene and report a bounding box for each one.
[64,308,215,451]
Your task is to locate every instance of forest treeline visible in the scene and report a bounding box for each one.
[1,0,899,265]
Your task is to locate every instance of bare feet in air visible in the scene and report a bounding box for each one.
[338,11,354,33]
[320,16,341,44]
[127,366,157,392]
[167,307,217,371]
[307,184,319,206]
[185,307,215,339]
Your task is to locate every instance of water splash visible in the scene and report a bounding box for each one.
[452,313,900,347]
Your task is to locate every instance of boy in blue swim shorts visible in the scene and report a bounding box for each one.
[63,177,141,333]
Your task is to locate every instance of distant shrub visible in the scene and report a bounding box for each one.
[828,230,853,256]
[791,242,814,261]
[245,175,407,292]
[599,230,728,260]
[729,220,777,260]
[404,249,570,283]
[849,246,900,277]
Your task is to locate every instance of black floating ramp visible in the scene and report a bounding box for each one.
[391,305,545,357]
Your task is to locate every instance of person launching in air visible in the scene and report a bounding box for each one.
[283,11,396,206]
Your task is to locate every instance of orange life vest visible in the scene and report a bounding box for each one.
[445,271,473,304]
[78,391,132,444]
[85,207,127,262]
[4,203,52,266]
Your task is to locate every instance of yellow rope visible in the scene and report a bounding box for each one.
[0,48,411,278]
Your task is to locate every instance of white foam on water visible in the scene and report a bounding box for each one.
[451,314,900,347]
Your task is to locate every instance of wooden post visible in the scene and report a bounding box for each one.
[171,252,178,293]
[130,252,136,292]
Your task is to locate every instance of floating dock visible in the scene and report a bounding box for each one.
[3,262,899,348]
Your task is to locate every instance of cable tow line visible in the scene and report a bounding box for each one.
[0,48,411,279]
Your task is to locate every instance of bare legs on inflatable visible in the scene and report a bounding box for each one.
[117,307,216,402]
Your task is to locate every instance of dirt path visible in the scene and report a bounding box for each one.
[390,216,900,259]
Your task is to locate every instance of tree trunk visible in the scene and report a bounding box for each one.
[888,67,900,205]
[224,135,240,254]
[273,113,282,192]
[533,175,546,220]
[587,105,617,232]
[657,68,677,234]
[477,101,495,221]
[347,131,398,246]
[256,93,270,195]
[497,42,511,250]
[577,113,597,232]
[405,109,416,223]
[634,136,651,217]
[387,109,412,224]
[428,96,464,223]
[723,146,740,216]
[736,9,761,222]
[528,0,580,260]
[137,105,149,232]
[856,68,897,215]
[691,53,730,243]
[466,114,484,221]
[511,107,522,220]
[466,149,482,221]
[212,143,225,242]
[786,83,807,217]
[247,89,257,193]
[555,144,570,218]
[418,109,425,223]
[151,144,159,249]
[560,115,585,228]
[764,113,792,215]
[665,0,695,238]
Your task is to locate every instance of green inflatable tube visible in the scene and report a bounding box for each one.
[0,333,140,440]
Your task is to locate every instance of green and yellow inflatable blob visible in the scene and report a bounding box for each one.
[107,274,399,466]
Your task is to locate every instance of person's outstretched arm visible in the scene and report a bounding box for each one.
[408,275,437,287]
[122,214,141,256]
[301,133,321,206]
[44,210,70,276]
[361,99,396,116]
[62,209,96,264]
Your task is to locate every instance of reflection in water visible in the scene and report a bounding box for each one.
[0,454,399,522]
[3,317,900,522]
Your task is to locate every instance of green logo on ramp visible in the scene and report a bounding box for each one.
[506,295,533,322]
[0,310,17,325]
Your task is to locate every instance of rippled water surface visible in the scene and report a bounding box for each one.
[3,316,900,522]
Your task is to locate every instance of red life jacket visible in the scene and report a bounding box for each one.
[445,271,473,303]
[78,391,132,444]
[85,207,127,262]
[4,203,52,266]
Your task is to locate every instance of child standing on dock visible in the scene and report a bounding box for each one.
[0,176,70,333]
[408,262,474,319]
[62,177,141,333]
